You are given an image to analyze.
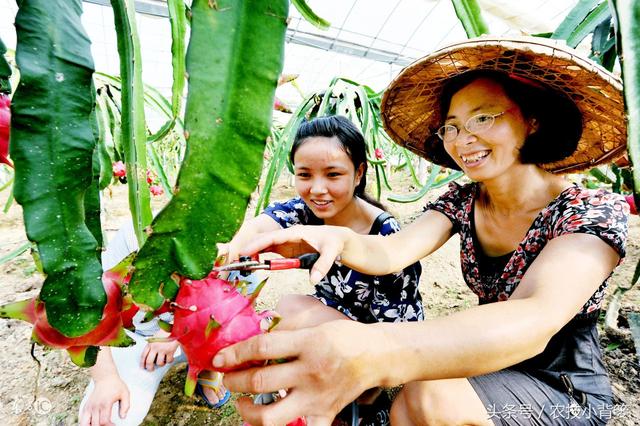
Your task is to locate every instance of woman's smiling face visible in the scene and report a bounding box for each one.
[442,77,537,182]
[293,136,363,219]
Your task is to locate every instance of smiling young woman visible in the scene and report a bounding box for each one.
[217,115,424,424]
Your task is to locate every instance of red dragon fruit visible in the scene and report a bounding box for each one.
[0,92,11,168]
[0,258,134,367]
[167,271,278,396]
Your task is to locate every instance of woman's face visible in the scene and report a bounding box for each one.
[442,77,537,181]
[293,136,363,220]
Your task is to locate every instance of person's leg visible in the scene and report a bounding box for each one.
[276,294,350,330]
[78,330,185,425]
[390,378,493,426]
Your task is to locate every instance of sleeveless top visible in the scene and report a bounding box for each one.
[264,197,424,323]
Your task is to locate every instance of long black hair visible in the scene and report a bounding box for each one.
[290,115,385,210]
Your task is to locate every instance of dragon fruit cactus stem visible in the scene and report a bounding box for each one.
[165,272,279,397]
[0,256,135,367]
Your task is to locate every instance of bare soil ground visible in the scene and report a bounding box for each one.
[0,173,638,425]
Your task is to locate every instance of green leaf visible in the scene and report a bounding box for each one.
[566,2,611,48]
[552,0,601,40]
[613,0,640,199]
[589,167,613,184]
[110,0,153,246]
[450,0,489,38]
[85,88,104,250]
[129,0,289,309]
[148,144,174,198]
[388,169,464,203]
[94,93,116,188]
[255,94,317,214]
[101,88,124,162]
[147,118,176,143]
[95,72,185,143]
[167,0,187,118]
[291,0,330,30]
[401,148,423,187]
[0,242,31,266]
[0,37,11,93]
[11,0,104,336]
[591,15,612,58]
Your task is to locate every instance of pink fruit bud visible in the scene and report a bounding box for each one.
[374,148,384,160]
[273,97,292,113]
[112,161,126,178]
[277,73,299,86]
[149,185,164,196]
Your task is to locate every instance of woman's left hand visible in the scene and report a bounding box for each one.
[214,320,380,426]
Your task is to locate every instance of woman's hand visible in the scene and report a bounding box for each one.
[140,330,180,371]
[79,375,130,426]
[240,225,349,284]
[214,320,382,426]
[217,215,283,266]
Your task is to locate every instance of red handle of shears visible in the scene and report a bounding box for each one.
[267,258,302,270]
[266,253,320,270]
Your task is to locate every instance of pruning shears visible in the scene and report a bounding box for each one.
[214,253,320,272]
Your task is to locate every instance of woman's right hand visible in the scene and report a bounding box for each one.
[240,225,348,284]
[215,319,383,426]
[79,375,130,426]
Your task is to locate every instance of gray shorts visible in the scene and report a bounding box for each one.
[469,369,613,425]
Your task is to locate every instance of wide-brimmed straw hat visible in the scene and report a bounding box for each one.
[380,36,626,173]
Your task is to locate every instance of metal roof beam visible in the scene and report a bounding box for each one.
[82,0,415,66]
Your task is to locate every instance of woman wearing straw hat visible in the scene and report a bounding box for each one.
[213,37,630,426]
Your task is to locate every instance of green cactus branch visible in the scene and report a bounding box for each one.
[450,0,489,37]
[129,0,289,310]
[11,0,105,337]
[613,1,640,193]
[110,0,153,246]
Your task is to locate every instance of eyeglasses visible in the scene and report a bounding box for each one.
[436,111,506,143]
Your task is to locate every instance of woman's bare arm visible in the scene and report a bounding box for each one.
[241,209,454,281]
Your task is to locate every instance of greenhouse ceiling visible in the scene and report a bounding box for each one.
[0,0,580,100]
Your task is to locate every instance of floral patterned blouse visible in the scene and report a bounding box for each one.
[264,197,424,323]
[426,182,628,316]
